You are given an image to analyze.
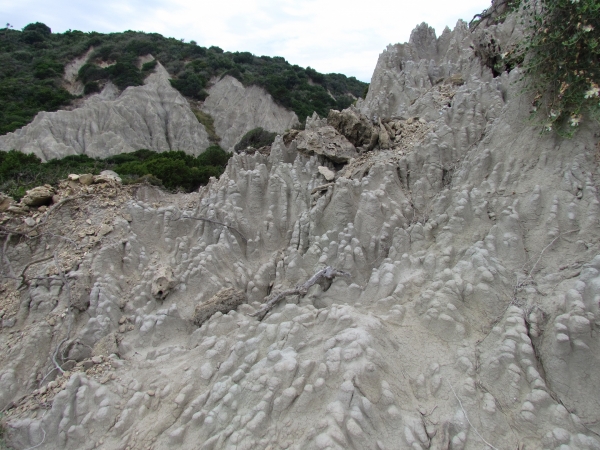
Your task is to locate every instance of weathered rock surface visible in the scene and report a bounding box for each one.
[1,10,600,450]
[327,107,378,150]
[202,75,299,151]
[295,124,358,163]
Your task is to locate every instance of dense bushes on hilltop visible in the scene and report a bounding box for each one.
[0,146,231,199]
[0,24,368,135]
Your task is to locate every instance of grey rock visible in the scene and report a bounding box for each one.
[79,174,94,185]
[318,166,336,181]
[21,185,55,207]
[0,193,13,212]
[95,170,122,184]
[152,267,176,300]
[327,107,378,149]
[295,125,358,163]
[92,333,119,357]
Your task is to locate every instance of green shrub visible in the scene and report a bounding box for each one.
[141,60,157,72]
[234,127,277,151]
[84,81,101,95]
[0,147,231,199]
[23,22,51,35]
[170,72,207,99]
[520,0,600,135]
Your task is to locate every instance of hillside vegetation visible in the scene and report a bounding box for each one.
[0,23,367,135]
[0,146,231,199]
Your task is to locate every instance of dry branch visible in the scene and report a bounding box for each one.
[175,214,247,242]
[311,183,335,194]
[447,380,499,450]
[17,255,54,290]
[250,266,350,320]
[50,252,73,375]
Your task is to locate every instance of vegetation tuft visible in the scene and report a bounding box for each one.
[192,110,220,143]
[0,24,367,135]
[0,146,231,200]
[234,127,277,151]
[518,0,600,135]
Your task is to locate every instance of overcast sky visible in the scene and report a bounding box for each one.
[1,0,491,81]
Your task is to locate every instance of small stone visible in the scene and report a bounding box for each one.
[2,317,16,328]
[98,224,113,236]
[0,194,12,212]
[81,360,94,371]
[86,219,92,225]
[147,390,155,396]
[92,356,103,364]
[318,166,335,181]
[7,205,28,215]
[122,213,133,222]
[79,174,94,185]
[68,174,80,181]
[24,217,36,227]
[94,170,122,184]
[62,360,76,371]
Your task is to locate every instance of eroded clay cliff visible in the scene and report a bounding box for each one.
[1,9,599,450]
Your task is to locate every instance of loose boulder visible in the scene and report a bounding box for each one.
[327,107,378,150]
[21,185,55,207]
[295,126,357,163]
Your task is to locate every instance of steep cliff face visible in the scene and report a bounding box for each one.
[2,11,600,450]
[202,76,299,151]
[0,64,211,161]
[0,68,298,161]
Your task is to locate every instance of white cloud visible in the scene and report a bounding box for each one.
[1,0,491,81]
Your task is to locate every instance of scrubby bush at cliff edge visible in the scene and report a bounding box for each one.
[519,0,599,135]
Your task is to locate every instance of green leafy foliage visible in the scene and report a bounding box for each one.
[0,23,367,135]
[520,0,600,135]
[192,110,220,143]
[0,147,231,199]
[234,127,277,151]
